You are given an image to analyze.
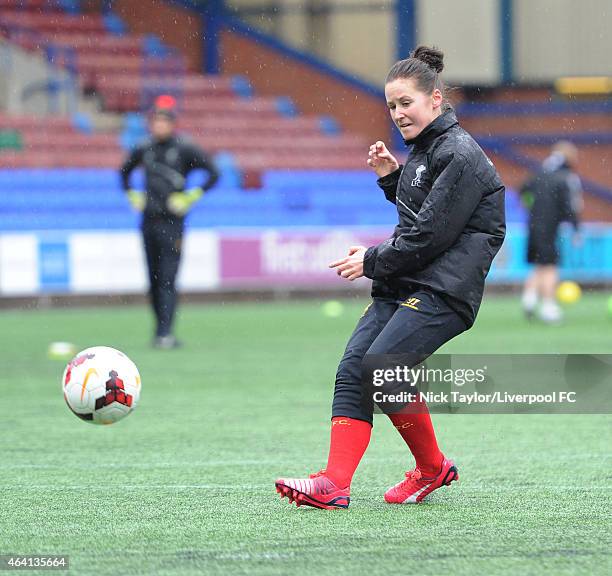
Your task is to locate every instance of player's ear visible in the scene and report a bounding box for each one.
[431,88,443,110]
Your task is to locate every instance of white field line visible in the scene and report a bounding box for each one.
[1,484,611,491]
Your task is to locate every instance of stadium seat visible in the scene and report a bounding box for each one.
[0,169,400,231]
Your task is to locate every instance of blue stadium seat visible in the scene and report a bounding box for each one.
[0,168,462,231]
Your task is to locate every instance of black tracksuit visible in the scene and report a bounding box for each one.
[120,135,219,338]
[521,161,581,265]
[333,109,506,423]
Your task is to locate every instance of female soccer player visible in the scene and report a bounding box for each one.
[275,46,506,509]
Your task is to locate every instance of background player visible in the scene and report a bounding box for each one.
[520,141,582,323]
[120,96,220,348]
[275,46,506,509]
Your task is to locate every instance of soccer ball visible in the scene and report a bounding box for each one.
[62,346,141,425]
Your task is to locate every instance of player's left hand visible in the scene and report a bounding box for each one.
[167,187,204,216]
[329,246,367,281]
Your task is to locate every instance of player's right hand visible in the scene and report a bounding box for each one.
[127,189,146,212]
[367,141,400,178]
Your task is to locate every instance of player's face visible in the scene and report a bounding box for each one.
[151,115,175,140]
[385,78,443,141]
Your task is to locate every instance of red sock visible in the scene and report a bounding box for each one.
[325,416,372,488]
[388,396,443,477]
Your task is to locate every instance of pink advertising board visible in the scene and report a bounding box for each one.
[220,229,390,288]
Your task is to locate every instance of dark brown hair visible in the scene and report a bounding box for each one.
[386,45,446,98]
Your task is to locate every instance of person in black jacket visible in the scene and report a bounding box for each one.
[275,46,505,509]
[520,141,582,323]
[120,96,219,349]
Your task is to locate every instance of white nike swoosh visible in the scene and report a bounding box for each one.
[403,482,432,504]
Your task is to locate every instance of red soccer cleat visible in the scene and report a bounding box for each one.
[275,469,350,510]
[384,457,459,504]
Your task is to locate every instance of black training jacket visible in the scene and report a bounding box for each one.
[521,162,581,239]
[363,109,506,327]
[120,135,219,219]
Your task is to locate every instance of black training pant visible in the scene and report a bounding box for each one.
[142,217,184,337]
[332,288,467,424]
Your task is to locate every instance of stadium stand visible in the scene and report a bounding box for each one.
[0,169,401,231]
[0,0,368,174]
[0,0,610,232]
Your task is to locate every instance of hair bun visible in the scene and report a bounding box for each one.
[411,45,444,73]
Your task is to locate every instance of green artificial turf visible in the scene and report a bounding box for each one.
[1,294,611,575]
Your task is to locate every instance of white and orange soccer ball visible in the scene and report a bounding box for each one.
[62,346,141,425]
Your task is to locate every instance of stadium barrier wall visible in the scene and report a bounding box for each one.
[1,225,611,296]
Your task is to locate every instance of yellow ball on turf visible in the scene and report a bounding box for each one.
[322,300,344,318]
[556,281,581,305]
[606,296,612,318]
[47,341,77,360]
